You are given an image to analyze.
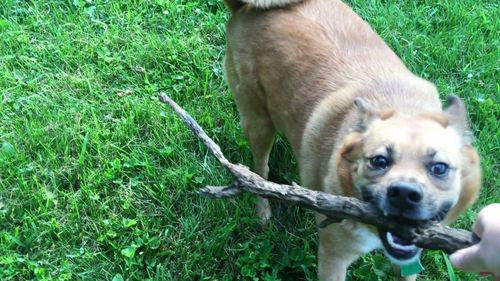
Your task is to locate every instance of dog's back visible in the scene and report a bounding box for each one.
[224,0,438,155]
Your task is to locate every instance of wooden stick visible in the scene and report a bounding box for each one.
[159,93,479,254]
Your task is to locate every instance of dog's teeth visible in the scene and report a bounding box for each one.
[386,232,417,251]
[386,232,393,243]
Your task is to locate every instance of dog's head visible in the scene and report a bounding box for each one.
[336,96,481,264]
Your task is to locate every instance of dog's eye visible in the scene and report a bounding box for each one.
[369,155,390,170]
[429,162,449,177]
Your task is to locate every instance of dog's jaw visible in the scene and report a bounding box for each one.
[359,184,455,265]
[379,230,422,265]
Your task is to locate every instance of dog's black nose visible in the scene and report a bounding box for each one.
[387,182,423,210]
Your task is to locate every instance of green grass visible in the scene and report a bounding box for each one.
[0,0,498,280]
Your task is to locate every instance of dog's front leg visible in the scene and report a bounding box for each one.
[317,215,378,281]
[318,226,359,281]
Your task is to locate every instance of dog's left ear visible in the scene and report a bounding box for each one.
[442,96,481,224]
[443,95,472,144]
[443,145,481,225]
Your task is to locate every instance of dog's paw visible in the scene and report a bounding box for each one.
[256,197,272,225]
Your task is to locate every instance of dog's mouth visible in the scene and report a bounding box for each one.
[361,186,453,263]
[375,204,451,264]
[378,229,421,264]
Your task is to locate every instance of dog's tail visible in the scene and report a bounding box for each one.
[224,0,302,12]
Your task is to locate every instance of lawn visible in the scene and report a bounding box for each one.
[0,0,498,280]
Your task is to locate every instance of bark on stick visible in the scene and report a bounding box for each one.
[159,93,479,254]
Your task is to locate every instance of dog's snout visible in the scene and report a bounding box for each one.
[387,182,423,210]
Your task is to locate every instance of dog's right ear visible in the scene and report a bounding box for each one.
[336,131,364,196]
[354,97,379,131]
[339,131,364,162]
[354,97,376,118]
[353,97,394,132]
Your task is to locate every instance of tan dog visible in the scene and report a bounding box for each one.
[223,0,481,280]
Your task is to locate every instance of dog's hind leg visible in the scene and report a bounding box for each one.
[241,109,275,223]
[225,52,276,223]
